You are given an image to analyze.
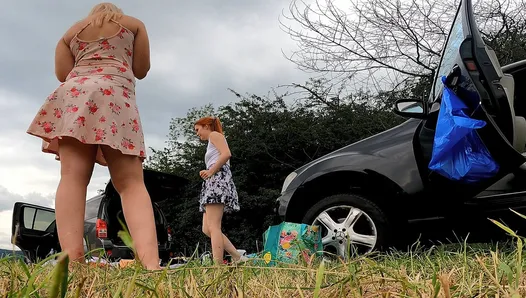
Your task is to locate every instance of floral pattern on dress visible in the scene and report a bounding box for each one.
[26,20,145,166]
[199,164,240,213]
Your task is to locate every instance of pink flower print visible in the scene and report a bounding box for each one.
[67,87,83,98]
[53,108,63,119]
[110,122,118,135]
[125,48,132,57]
[68,71,79,79]
[41,121,55,134]
[100,87,115,96]
[65,104,79,113]
[109,102,121,115]
[78,42,87,51]
[281,234,295,243]
[102,75,113,81]
[74,116,86,127]
[81,136,87,143]
[125,102,131,108]
[46,93,57,101]
[68,128,74,133]
[117,28,126,38]
[140,150,145,157]
[108,55,116,59]
[91,53,103,60]
[39,109,47,116]
[116,66,127,73]
[75,77,89,84]
[85,99,99,114]
[90,67,104,75]
[122,87,131,99]
[122,60,129,68]
[99,116,106,123]
[121,138,135,150]
[99,40,115,50]
[94,128,106,142]
[129,118,140,133]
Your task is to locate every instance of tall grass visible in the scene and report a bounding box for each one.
[2,211,526,297]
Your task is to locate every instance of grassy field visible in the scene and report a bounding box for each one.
[2,218,526,297]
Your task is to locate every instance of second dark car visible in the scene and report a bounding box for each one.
[11,169,189,264]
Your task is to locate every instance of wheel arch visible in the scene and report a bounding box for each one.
[285,170,408,224]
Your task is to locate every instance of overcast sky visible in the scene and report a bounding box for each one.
[0,1,311,249]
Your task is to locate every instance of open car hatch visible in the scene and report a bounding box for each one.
[104,169,190,202]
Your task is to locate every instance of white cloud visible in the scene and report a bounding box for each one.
[149,7,308,96]
[0,211,15,250]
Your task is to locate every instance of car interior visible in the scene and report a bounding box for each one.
[486,50,526,155]
[417,45,526,177]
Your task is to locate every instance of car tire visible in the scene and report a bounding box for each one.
[301,193,390,257]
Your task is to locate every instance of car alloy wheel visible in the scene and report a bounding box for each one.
[312,205,378,258]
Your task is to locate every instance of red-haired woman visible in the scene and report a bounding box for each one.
[194,116,246,264]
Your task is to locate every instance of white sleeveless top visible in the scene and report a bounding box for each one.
[205,138,230,169]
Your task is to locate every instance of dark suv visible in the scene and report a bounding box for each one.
[276,0,526,258]
[11,169,188,264]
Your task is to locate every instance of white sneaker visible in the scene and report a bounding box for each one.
[233,255,250,265]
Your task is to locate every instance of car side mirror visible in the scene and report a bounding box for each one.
[393,99,427,119]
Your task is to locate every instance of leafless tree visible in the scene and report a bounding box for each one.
[280,0,526,95]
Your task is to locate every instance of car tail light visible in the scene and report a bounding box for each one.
[96,219,108,238]
[464,60,477,71]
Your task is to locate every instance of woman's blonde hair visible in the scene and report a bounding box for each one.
[88,2,123,27]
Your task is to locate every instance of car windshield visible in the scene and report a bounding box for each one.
[431,5,465,101]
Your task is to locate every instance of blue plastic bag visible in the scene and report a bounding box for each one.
[428,76,499,183]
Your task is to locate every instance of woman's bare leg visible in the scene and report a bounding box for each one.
[202,213,240,260]
[55,137,97,263]
[204,204,242,264]
[101,146,160,270]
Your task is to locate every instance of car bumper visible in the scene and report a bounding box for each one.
[275,189,295,220]
[98,239,172,260]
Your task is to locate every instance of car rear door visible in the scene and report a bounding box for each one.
[424,0,526,193]
[11,202,59,263]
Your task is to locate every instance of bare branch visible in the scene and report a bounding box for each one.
[280,0,526,92]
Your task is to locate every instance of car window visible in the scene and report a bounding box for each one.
[85,198,101,219]
[22,207,55,232]
[23,207,36,229]
[431,6,465,101]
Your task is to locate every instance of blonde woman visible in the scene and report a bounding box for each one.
[26,3,161,270]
